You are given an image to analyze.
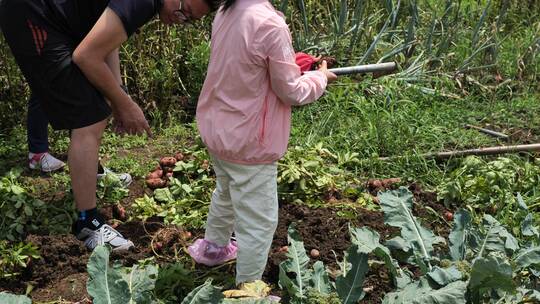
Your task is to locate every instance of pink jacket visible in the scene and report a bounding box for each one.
[196,0,328,164]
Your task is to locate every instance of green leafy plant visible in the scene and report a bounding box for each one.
[180,280,224,304]
[278,143,361,205]
[278,225,368,304]
[437,156,540,231]
[0,241,40,279]
[86,247,278,304]
[154,262,196,303]
[87,246,158,304]
[368,188,540,304]
[133,149,213,229]
[0,170,47,240]
[437,156,540,212]
[96,172,130,205]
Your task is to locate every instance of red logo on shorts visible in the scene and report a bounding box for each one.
[27,20,47,56]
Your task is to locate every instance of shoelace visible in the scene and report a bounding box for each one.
[84,225,122,249]
[101,225,124,242]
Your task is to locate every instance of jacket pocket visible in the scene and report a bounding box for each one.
[259,94,269,147]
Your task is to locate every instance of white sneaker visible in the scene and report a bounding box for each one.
[97,167,132,188]
[76,224,134,251]
[28,152,66,172]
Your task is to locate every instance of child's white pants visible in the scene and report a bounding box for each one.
[204,155,279,284]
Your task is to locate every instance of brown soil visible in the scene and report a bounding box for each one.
[265,202,399,303]
[0,183,451,304]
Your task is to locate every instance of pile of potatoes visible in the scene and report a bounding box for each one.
[145,152,184,189]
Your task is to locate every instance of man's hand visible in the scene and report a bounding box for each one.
[113,98,152,136]
[318,60,338,83]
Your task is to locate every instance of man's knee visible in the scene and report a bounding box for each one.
[71,118,108,141]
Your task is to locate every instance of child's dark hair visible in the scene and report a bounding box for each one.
[220,0,237,11]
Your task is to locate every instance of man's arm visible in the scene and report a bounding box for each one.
[73,8,150,135]
[105,48,122,85]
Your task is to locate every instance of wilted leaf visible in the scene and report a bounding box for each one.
[223,280,271,298]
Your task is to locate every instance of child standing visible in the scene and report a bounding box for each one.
[188,0,337,285]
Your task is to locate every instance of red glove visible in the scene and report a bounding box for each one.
[295,52,318,73]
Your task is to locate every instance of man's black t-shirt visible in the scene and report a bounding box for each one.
[43,0,163,41]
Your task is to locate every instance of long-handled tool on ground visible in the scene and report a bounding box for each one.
[328,62,398,76]
[379,143,540,161]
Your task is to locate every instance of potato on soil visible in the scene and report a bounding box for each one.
[146,178,167,189]
[278,246,289,253]
[310,249,320,258]
[181,231,192,240]
[381,178,401,187]
[368,179,382,188]
[160,156,177,167]
[146,169,163,180]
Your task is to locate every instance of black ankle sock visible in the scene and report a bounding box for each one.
[73,208,104,235]
[78,207,99,221]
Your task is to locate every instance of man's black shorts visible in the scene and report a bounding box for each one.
[0,0,112,130]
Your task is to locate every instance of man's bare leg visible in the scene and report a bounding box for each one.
[69,118,107,212]
[69,118,134,251]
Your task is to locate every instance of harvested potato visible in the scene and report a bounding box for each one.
[146,169,163,180]
[146,178,167,189]
[160,157,177,167]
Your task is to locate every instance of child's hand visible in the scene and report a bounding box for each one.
[318,60,338,83]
